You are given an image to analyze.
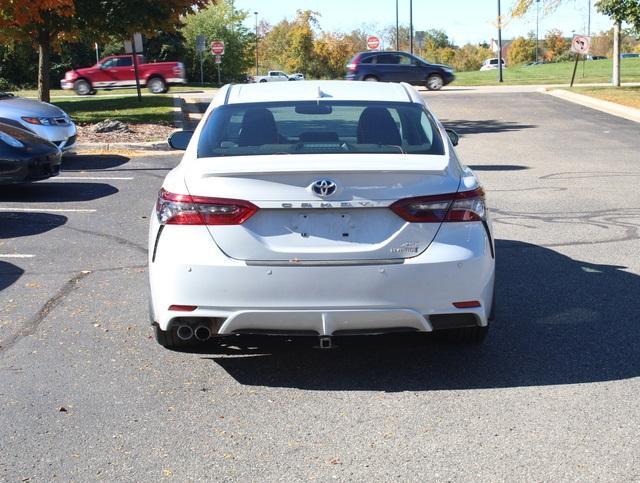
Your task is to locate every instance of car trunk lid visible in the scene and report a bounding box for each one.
[184,154,459,262]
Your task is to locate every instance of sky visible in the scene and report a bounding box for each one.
[233,0,614,46]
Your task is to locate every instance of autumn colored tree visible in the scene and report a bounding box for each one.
[543,29,570,61]
[0,0,207,101]
[507,36,537,65]
[258,10,319,74]
[0,0,75,101]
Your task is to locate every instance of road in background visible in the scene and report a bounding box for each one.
[1,92,640,480]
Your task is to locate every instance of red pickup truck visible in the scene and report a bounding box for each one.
[61,55,187,95]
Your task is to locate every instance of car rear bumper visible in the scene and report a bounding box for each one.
[149,220,495,335]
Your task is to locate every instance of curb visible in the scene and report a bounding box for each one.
[76,141,170,152]
[542,88,640,123]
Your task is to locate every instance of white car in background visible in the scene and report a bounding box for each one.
[253,71,291,83]
[480,58,506,71]
[0,91,77,152]
[289,73,305,81]
[149,80,495,349]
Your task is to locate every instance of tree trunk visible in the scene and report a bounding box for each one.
[612,20,621,87]
[37,30,51,103]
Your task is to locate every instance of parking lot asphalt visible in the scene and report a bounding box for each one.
[2,91,640,481]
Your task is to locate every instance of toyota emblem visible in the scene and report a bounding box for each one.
[310,178,337,197]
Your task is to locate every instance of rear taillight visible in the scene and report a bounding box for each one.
[346,63,357,72]
[390,188,486,223]
[156,188,258,225]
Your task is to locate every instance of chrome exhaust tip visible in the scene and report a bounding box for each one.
[194,325,211,342]
[176,325,194,341]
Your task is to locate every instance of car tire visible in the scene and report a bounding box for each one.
[363,75,379,82]
[73,79,92,96]
[147,76,167,94]
[259,79,267,83]
[435,325,489,343]
[426,74,444,91]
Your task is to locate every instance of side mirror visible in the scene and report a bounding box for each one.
[445,128,459,146]
[168,130,194,150]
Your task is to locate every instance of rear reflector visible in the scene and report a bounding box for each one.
[169,305,197,312]
[452,301,481,309]
[390,187,486,223]
[156,188,258,225]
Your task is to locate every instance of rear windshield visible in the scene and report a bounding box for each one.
[197,101,445,158]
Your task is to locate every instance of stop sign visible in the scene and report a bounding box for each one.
[211,40,225,56]
[366,36,380,50]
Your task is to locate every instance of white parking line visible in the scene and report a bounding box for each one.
[55,176,133,181]
[0,207,97,213]
[0,254,35,258]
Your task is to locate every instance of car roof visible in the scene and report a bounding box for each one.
[226,80,416,104]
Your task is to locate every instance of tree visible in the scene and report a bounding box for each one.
[543,29,570,61]
[181,1,254,84]
[0,0,207,102]
[0,0,75,101]
[259,10,319,73]
[508,35,537,65]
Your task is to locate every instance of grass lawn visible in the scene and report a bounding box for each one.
[11,84,212,99]
[51,96,175,124]
[566,86,640,109]
[455,58,640,86]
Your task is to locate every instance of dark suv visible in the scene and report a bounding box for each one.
[345,51,455,90]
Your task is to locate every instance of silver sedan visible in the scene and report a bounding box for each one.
[0,92,77,152]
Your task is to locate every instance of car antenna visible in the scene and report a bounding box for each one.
[316,86,332,105]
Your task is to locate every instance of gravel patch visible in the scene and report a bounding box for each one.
[76,123,175,144]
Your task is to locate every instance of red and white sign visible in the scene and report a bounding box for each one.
[211,40,225,56]
[571,35,591,55]
[366,36,380,50]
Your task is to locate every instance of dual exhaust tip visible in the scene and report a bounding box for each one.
[177,324,211,342]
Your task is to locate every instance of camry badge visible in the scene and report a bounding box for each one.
[310,178,337,197]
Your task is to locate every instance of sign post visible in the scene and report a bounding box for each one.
[366,36,380,51]
[570,35,591,87]
[125,33,144,101]
[196,35,206,85]
[211,40,225,86]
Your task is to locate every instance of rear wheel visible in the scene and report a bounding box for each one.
[147,76,167,94]
[259,79,267,83]
[364,75,379,82]
[426,74,444,91]
[73,79,92,96]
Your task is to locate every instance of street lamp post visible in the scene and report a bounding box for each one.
[536,0,540,63]
[497,0,503,82]
[254,11,258,77]
[409,0,414,54]
[396,0,399,50]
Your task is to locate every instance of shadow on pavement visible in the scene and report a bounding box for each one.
[62,154,130,171]
[469,164,528,171]
[0,261,24,292]
[443,119,536,136]
[204,240,640,391]
[0,182,118,203]
[0,212,67,239]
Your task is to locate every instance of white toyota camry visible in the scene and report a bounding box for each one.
[149,80,495,349]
